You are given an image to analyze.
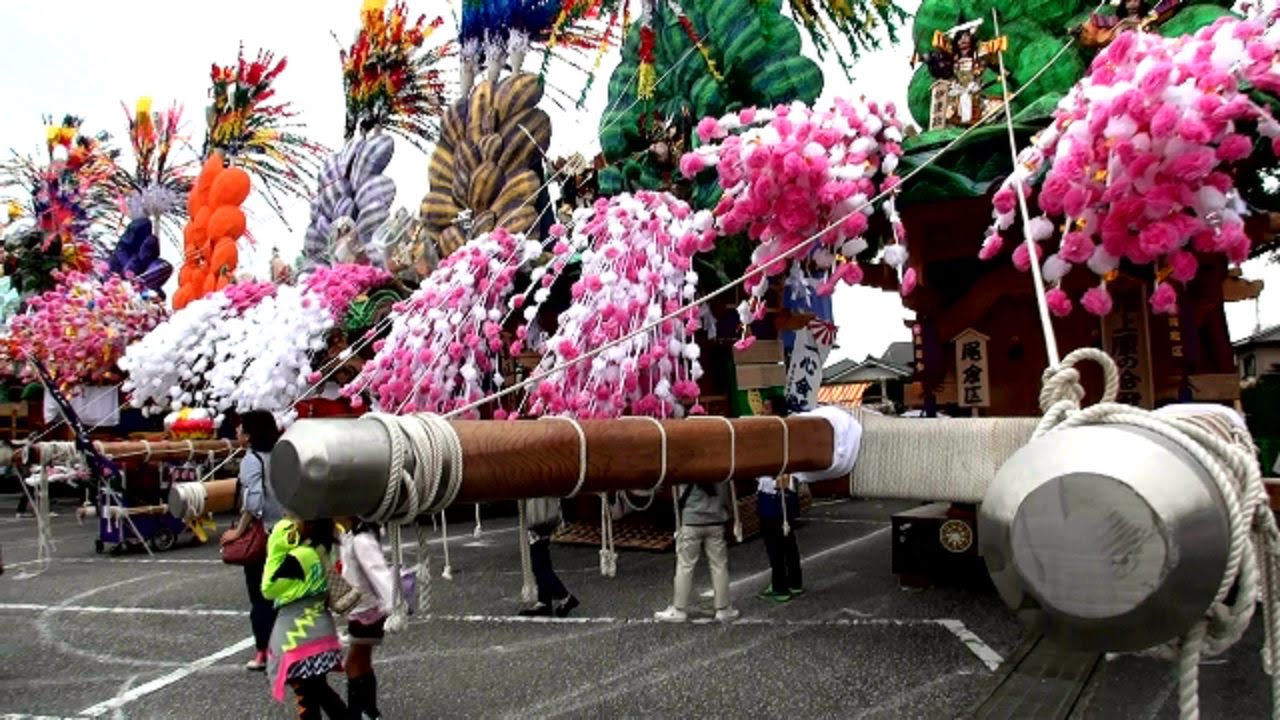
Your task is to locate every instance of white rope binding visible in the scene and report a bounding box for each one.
[690,416,742,542]
[360,413,466,632]
[518,499,537,601]
[1037,347,1280,720]
[599,492,616,578]
[618,417,668,513]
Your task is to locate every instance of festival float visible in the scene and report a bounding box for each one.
[258,3,1280,718]
[7,0,1280,716]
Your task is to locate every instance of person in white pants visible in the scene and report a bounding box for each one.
[655,481,739,622]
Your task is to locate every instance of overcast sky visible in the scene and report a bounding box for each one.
[1,0,1274,365]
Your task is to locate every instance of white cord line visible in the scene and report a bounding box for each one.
[992,9,1062,368]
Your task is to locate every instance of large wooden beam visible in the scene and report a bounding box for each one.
[271,416,835,519]
[27,439,241,464]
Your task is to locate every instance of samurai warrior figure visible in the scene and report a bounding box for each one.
[1074,0,1183,48]
[923,19,1009,131]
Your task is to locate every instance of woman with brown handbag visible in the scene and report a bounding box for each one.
[220,410,284,671]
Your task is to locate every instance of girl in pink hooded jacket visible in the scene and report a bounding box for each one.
[338,520,396,719]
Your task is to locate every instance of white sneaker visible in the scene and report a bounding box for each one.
[715,606,740,623]
[653,606,688,623]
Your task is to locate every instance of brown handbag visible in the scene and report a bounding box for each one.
[220,520,267,566]
[328,560,363,615]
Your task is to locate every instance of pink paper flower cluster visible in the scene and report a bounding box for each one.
[302,263,392,319]
[343,228,548,416]
[522,192,711,419]
[982,18,1280,316]
[13,272,167,392]
[222,280,277,315]
[682,99,908,312]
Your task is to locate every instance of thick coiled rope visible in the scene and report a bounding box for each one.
[171,481,207,519]
[1037,347,1280,720]
[361,413,465,632]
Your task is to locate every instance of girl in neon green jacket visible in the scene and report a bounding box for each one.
[261,517,347,718]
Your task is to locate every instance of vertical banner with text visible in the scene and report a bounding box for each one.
[953,328,991,409]
[786,320,837,412]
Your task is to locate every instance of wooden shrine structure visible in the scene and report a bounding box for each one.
[897,195,1248,418]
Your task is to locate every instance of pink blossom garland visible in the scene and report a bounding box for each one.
[13,272,167,393]
[221,280,277,314]
[982,18,1280,316]
[302,263,393,319]
[682,99,907,347]
[522,192,711,420]
[342,228,548,417]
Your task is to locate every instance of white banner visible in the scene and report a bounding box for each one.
[785,320,837,412]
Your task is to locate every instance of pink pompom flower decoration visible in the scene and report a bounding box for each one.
[981,17,1280,315]
[523,192,712,420]
[682,98,908,309]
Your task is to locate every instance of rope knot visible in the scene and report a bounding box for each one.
[1039,365,1085,413]
[1037,347,1121,421]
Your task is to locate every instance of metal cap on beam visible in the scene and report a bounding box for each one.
[980,423,1229,653]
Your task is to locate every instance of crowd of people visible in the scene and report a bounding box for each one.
[226,410,396,719]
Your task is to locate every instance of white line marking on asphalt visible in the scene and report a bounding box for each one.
[416,610,1002,674]
[6,556,225,566]
[0,603,245,618]
[77,636,255,717]
[934,618,1005,671]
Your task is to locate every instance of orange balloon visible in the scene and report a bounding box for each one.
[215,275,231,291]
[192,206,211,231]
[207,206,246,241]
[202,273,217,294]
[197,153,224,190]
[178,264,194,286]
[211,167,251,207]
[186,191,201,217]
[211,238,238,273]
[182,223,199,250]
[172,285,193,310]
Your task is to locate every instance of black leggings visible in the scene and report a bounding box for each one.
[288,676,347,719]
[243,561,277,651]
[530,535,569,604]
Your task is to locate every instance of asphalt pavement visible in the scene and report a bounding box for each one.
[0,495,1269,719]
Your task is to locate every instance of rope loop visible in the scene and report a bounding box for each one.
[617,417,668,512]
[1037,347,1119,420]
[540,416,588,498]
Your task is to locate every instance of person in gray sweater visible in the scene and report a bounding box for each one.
[654,482,739,623]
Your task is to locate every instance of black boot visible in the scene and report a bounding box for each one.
[347,674,380,719]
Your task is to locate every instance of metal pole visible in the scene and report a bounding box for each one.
[271,415,836,519]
